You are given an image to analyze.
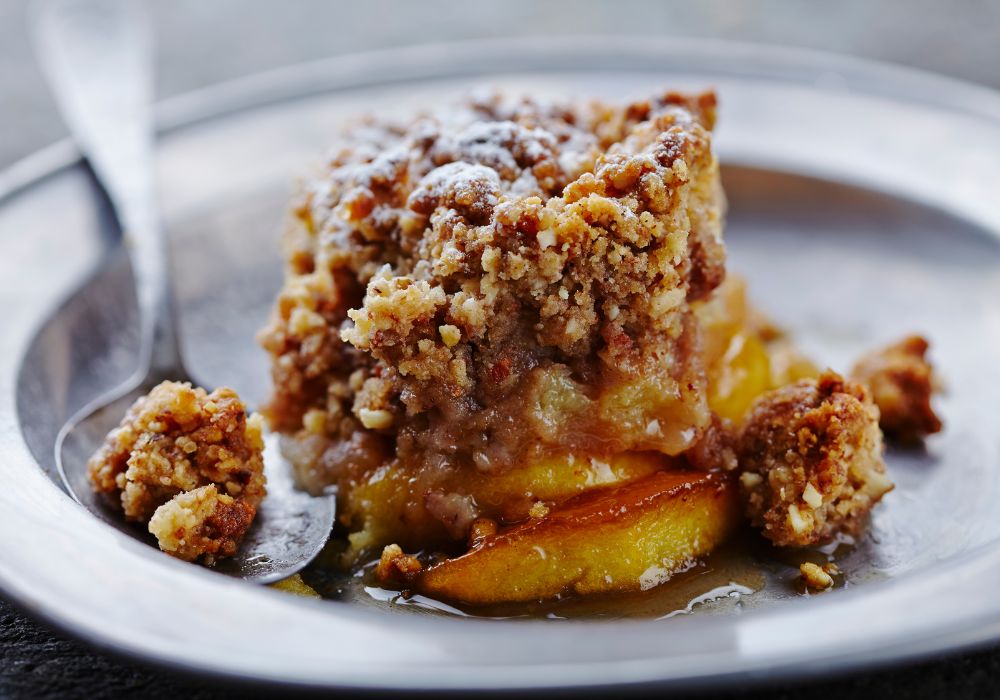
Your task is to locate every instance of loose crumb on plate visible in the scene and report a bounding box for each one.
[852,335,942,443]
[799,561,837,591]
[376,543,423,585]
[87,380,266,563]
[738,371,893,547]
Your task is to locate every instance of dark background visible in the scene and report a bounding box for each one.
[3,1,1000,697]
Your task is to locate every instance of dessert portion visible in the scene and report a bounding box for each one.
[258,88,931,604]
[852,335,942,443]
[88,381,266,564]
[72,80,946,604]
[260,90,728,562]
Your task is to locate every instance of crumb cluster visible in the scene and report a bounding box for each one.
[260,90,730,552]
[147,484,256,563]
[88,381,266,563]
[375,543,423,585]
[852,335,942,443]
[738,371,893,547]
[799,561,838,591]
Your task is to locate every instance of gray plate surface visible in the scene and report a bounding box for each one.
[2,38,1000,692]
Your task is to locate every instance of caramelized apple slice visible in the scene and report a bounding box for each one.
[344,451,672,557]
[414,470,740,605]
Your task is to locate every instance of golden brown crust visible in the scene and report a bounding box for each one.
[87,381,266,562]
[262,92,724,457]
[852,335,942,443]
[737,371,893,547]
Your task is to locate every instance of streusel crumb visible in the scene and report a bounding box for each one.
[738,371,893,547]
[148,484,255,563]
[87,381,266,562]
[375,543,423,585]
[852,335,942,443]
[799,561,835,590]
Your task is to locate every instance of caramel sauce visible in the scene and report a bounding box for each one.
[296,529,859,620]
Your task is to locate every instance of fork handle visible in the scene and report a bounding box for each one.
[30,0,183,378]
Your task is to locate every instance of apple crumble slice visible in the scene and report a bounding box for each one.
[738,371,893,547]
[259,90,726,555]
[852,335,942,443]
[256,88,909,604]
[88,381,266,563]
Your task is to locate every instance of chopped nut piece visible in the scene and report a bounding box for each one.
[852,335,942,443]
[375,544,423,585]
[738,371,893,547]
[528,501,551,519]
[358,408,394,430]
[802,482,823,509]
[302,408,327,434]
[87,381,266,563]
[799,561,834,590]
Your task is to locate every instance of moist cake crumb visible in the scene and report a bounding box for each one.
[87,380,266,563]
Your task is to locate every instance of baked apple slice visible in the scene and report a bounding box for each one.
[344,450,672,557]
[412,469,740,605]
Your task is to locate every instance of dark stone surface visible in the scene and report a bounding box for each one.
[3,1,1000,697]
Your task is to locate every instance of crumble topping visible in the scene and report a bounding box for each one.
[87,381,266,563]
[852,335,942,443]
[738,371,893,547]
